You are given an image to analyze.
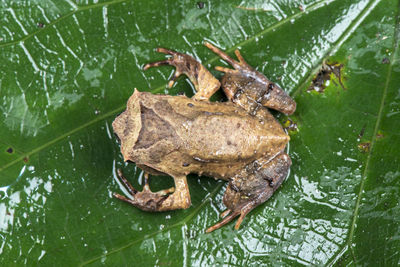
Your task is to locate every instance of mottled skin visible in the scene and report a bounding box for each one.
[112,42,296,232]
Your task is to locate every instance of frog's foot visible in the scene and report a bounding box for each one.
[205,42,296,115]
[204,42,252,75]
[113,170,175,212]
[205,200,254,233]
[206,152,291,233]
[143,47,220,100]
[113,170,191,211]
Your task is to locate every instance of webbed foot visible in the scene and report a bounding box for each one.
[206,152,291,233]
[144,47,220,100]
[113,170,191,211]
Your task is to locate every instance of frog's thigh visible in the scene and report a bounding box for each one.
[158,175,191,211]
[192,65,221,100]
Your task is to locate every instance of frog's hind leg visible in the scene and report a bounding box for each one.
[157,174,191,211]
[143,48,220,101]
[206,152,291,233]
[113,170,191,211]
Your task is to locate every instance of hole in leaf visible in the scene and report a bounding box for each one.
[308,62,346,92]
[358,142,371,153]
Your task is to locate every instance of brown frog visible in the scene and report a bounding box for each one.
[112,42,296,232]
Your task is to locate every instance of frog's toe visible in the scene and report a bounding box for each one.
[206,209,239,233]
[113,169,170,211]
[115,168,138,195]
[143,59,172,70]
[215,66,237,74]
[205,198,256,233]
[205,42,251,71]
[143,47,195,88]
[143,46,220,99]
[113,191,168,212]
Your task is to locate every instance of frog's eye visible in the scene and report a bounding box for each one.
[267,83,274,92]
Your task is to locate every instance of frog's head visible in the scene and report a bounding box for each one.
[112,89,142,162]
[261,82,296,115]
[220,71,296,115]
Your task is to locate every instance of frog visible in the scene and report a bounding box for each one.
[112,42,296,233]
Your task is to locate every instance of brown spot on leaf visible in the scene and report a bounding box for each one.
[283,118,298,133]
[23,156,29,163]
[358,142,371,153]
[358,124,366,138]
[6,147,13,154]
[308,62,346,92]
[376,131,384,139]
[382,58,390,64]
[197,2,205,9]
[38,22,44,28]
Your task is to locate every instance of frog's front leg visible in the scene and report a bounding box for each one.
[143,48,220,100]
[113,169,191,211]
[205,42,296,115]
[206,152,291,233]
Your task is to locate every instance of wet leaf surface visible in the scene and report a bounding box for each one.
[1,0,399,265]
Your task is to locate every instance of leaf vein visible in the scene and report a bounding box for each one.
[0,0,130,48]
[346,0,400,252]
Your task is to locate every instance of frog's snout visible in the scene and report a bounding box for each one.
[112,112,129,143]
[262,83,296,115]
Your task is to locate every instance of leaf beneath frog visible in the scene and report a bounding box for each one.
[0,0,399,265]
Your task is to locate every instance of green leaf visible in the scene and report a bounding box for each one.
[1,0,399,265]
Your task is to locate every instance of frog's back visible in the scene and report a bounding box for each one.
[163,93,289,162]
[113,91,288,175]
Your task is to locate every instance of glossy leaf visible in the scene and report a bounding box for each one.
[1,0,399,265]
